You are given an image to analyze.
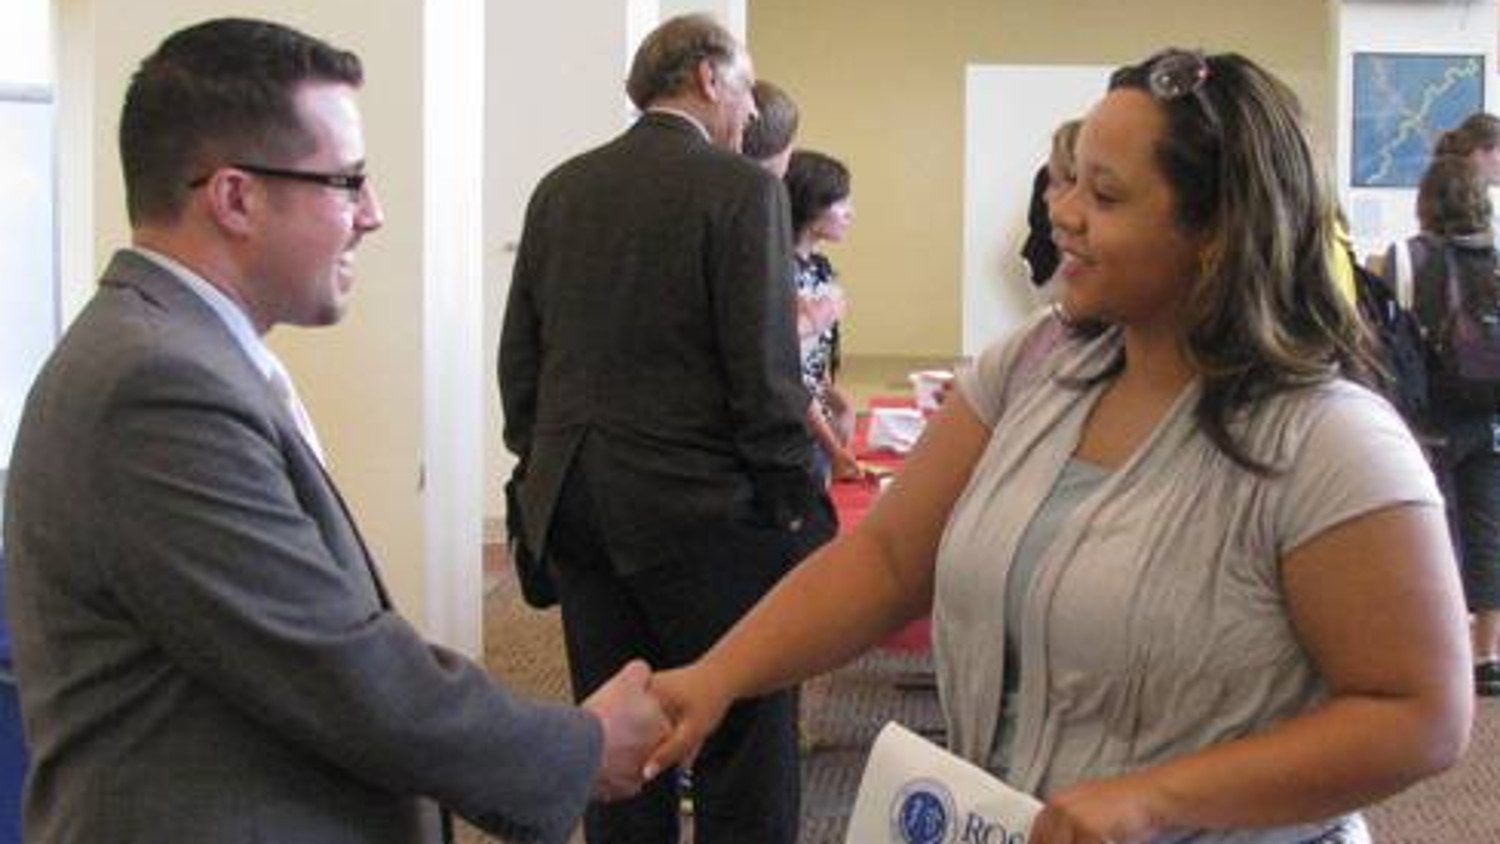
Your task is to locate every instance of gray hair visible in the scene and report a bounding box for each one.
[625,14,740,110]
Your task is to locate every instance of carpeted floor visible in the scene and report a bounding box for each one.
[462,548,1500,843]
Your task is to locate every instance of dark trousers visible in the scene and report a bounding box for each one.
[547,465,832,844]
[1431,411,1500,612]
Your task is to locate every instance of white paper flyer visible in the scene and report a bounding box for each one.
[846,721,1043,844]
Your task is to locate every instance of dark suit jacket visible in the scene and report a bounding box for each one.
[2,251,599,844]
[500,112,825,574]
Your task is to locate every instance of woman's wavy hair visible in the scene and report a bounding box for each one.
[785,150,851,238]
[1418,154,1492,236]
[1102,50,1379,472]
[1047,118,1082,184]
[1418,154,1499,318]
[1434,112,1500,158]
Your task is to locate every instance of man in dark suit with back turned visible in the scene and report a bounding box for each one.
[2,18,666,844]
[499,13,834,844]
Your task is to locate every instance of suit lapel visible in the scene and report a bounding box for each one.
[102,249,394,610]
[308,456,395,609]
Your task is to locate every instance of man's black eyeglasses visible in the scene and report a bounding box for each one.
[189,163,367,200]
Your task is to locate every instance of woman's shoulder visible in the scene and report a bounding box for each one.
[980,306,1093,360]
[795,253,836,287]
[958,306,1112,425]
[968,308,1070,382]
[1252,378,1401,433]
[1420,231,1496,262]
[1242,378,1424,472]
[1445,232,1498,266]
[1250,379,1441,552]
[796,252,835,276]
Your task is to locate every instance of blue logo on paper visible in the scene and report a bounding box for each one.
[890,778,954,844]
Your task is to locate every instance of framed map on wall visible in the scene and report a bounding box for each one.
[1351,52,1484,188]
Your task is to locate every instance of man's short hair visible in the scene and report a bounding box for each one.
[742,80,799,161]
[119,17,363,226]
[625,14,739,111]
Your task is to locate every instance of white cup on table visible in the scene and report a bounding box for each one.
[909,369,955,413]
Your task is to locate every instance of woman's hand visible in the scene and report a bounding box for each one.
[830,447,864,481]
[796,289,846,340]
[826,386,857,445]
[642,664,735,779]
[1028,774,1165,844]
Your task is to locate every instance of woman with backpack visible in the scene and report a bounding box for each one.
[1383,153,1500,697]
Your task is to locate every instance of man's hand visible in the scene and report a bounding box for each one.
[582,659,670,801]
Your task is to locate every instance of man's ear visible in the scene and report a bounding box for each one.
[200,169,260,239]
[694,58,720,103]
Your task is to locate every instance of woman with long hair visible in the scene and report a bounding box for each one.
[647,50,1471,844]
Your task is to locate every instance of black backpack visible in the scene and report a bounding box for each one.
[1354,256,1430,424]
[1408,239,1500,409]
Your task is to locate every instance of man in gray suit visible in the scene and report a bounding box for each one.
[500,14,834,844]
[2,18,665,844]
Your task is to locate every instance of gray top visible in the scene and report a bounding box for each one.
[994,457,1110,778]
[934,309,1440,843]
[1004,457,1111,648]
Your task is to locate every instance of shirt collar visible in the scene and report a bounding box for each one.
[128,246,279,382]
[646,106,711,142]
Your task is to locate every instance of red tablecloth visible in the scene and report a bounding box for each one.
[829,396,931,653]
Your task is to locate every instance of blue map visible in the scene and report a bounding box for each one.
[1352,53,1484,188]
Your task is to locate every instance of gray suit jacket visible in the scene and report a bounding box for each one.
[3,251,599,844]
[500,112,825,574]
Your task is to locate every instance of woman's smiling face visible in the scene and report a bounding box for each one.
[1048,88,1205,332]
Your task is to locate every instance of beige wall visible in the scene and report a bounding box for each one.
[749,0,1338,357]
[65,0,430,621]
[272,1,426,620]
[483,2,639,538]
[65,1,1345,613]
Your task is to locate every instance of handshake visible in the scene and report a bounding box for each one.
[580,658,724,802]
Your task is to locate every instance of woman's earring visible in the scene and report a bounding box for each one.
[1052,300,1078,327]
